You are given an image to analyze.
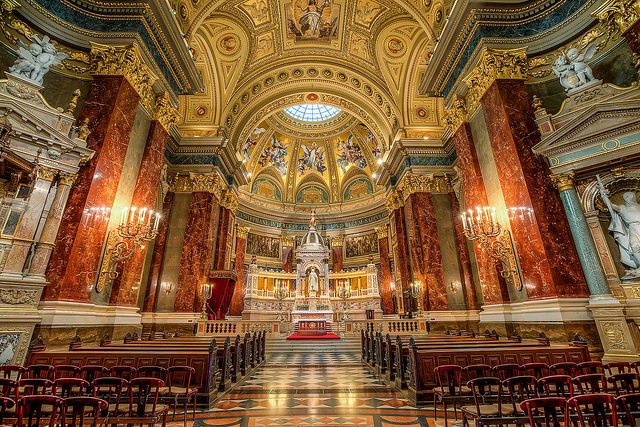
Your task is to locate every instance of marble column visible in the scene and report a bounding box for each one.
[449,192,479,310]
[330,236,344,273]
[214,205,234,271]
[44,76,140,303]
[27,173,77,277]
[142,192,174,312]
[406,192,448,311]
[389,205,411,313]
[174,191,218,313]
[228,225,249,317]
[281,236,294,273]
[451,122,509,304]
[480,79,589,299]
[109,119,171,307]
[376,226,394,315]
[551,173,611,296]
[4,168,56,274]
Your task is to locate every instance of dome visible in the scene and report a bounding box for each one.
[300,229,325,249]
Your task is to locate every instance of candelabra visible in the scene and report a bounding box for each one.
[461,206,523,291]
[96,207,161,293]
[407,281,424,318]
[336,279,352,321]
[274,278,288,321]
[200,283,213,319]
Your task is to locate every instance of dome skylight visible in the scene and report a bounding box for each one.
[284,104,341,122]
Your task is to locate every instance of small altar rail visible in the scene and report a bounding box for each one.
[197,320,280,337]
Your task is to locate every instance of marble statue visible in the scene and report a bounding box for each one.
[308,269,318,293]
[9,36,68,85]
[597,175,640,280]
[552,45,597,91]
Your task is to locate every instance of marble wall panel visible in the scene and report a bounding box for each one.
[378,234,394,315]
[391,208,411,308]
[448,192,479,310]
[156,193,191,312]
[332,246,343,272]
[44,77,140,303]
[481,80,589,300]
[282,245,293,273]
[214,208,232,271]
[228,236,247,317]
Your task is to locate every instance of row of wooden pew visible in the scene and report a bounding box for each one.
[25,330,268,408]
[361,329,592,405]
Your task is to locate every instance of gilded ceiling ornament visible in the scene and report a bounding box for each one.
[281,235,296,247]
[443,94,468,133]
[462,46,529,115]
[236,225,250,239]
[374,225,388,239]
[593,0,640,35]
[329,235,345,246]
[153,92,181,131]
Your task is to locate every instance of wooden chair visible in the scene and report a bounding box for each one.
[522,363,550,380]
[165,366,198,427]
[630,362,640,376]
[572,374,608,395]
[0,379,17,399]
[130,378,169,427]
[52,378,90,398]
[462,377,514,427]
[91,377,130,420]
[462,365,492,383]
[549,362,578,378]
[577,361,603,375]
[17,379,53,396]
[567,393,614,427]
[0,396,15,425]
[109,366,137,381]
[492,364,523,381]
[608,372,640,396]
[503,375,537,418]
[614,392,640,427]
[17,395,62,427]
[433,365,470,427]
[604,362,630,376]
[80,366,108,384]
[538,376,573,398]
[520,397,568,427]
[25,365,53,380]
[52,365,81,380]
[62,396,107,427]
[0,366,26,380]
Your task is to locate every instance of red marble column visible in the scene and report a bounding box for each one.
[449,191,479,310]
[228,230,247,317]
[623,21,640,57]
[44,76,140,303]
[377,228,394,315]
[406,192,448,311]
[213,207,234,271]
[332,243,344,273]
[174,192,218,312]
[480,80,589,299]
[142,192,174,313]
[451,123,509,305]
[391,207,411,312]
[282,244,293,273]
[110,121,169,307]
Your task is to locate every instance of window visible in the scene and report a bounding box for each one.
[283,104,341,122]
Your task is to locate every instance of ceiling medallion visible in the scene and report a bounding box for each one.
[307,93,319,102]
[416,107,429,119]
[195,106,207,117]
[386,38,405,56]
[219,35,239,55]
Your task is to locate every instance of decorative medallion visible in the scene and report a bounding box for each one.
[306,93,319,102]
[195,105,207,117]
[178,2,189,21]
[416,107,429,119]
[386,38,405,56]
[219,35,239,55]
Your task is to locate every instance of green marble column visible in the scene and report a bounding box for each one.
[551,172,611,296]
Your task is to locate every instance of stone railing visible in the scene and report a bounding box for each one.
[344,319,426,336]
[196,320,279,337]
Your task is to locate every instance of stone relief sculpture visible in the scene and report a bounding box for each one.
[597,175,640,280]
[9,36,68,85]
[552,45,598,91]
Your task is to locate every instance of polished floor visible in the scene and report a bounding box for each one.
[169,352,443,427]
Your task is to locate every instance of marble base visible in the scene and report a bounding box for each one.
[140,312,199,335]
[589,296,640,363]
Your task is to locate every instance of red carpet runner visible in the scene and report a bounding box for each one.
[286,332,341,340]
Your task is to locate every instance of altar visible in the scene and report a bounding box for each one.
[297,320,327,336]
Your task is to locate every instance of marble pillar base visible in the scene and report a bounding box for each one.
[424,310,480,333]
[589,296,640,363]
[140,312,199,336]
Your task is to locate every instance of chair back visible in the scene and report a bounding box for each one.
[504,375,537,415]
[167,366,195,393]
[109,365,137,381]
[614,392,640,427]
[63,396,107,427]
[137,366,167,381]
[81,365,108,383]
[630,361,640,376]
[462,364,491,382]
[91,377,128,417]
[0,378,17,399]
[467,377,502,416]
[604,361,630,376]
[573,374,607,395]
[17,378,53,396]
[520,397,568,427]
[550,362,577,377]
[26,365,53,380]
[53,378,90,398]
[492,363,523,381]
[608,372,639,396]
[0,396,15,424]
[567,393,614,427]
[0,365,26,380]
[130,377,163,417]
[52,365,81,380]
[522,363,550,379]
[577,361,603,375]
[539,375,573,398]
[17,395,62,427]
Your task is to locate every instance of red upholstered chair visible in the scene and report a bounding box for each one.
[52,365,81,380]
[614,393,640,427]
[17,395,62,427]
[52,378,90,398]
[166,366,198,427]
[25,365,53,380]
[91,377,130,419]
[549,362,578,378]
[461,377,514,427]
[0,366,26,380]
[608,372,640,396]
[109,365,137,381]
[62,396,107,427]
[17,379,53,396]
[604,362,630,376]
[567,393,615,427]
[0,396,15,425]
[130,378,169,426]
[520,397,568,427]
[80,366,108,384]
[522,363,550,380]
[433,365,470,427]
[538,376,573,398]
[577,361,603,375]
[503,375,537,417]
[572,374,608,395]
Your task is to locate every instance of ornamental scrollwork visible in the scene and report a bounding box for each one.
[0,289,38,305]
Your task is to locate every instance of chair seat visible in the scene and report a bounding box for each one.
[167,386,198,396]
[462,404,515,417]
[138,403,169,415]
[158,387,171,396]
[108,403,130,414]
[434,386,472,395]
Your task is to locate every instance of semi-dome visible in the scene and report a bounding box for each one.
[299,209,326,250]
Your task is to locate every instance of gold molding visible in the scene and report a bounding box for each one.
[281,235,295,247]
[220,190,239,213]
[36,166,56,181]
[443,95,468,134]
[375,225,388,239]
[550,172,576,192]
[385,191,404,212]
[153,92,180,132]
[58,172,77,187]
[462,46,529,115]
[168,172,226,198]
[397,174,451,199]
[593,0,640,35]
[236,225,250,240]
[329,235,345,246]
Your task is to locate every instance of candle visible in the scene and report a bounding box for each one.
[147,210,154,227]
[153,213,160,231]
[120,208,127,226]
[129,207,136,224]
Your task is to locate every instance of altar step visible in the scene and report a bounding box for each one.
[265,337,361,354]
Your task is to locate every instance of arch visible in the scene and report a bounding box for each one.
[295,174,330,205]
[341,170,374,202]
[251,167,285,202]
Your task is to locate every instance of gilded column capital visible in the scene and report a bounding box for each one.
[281,235,296,247]
[593,0,640,35]
[329,235,345,246]
[463,46,529,115]
[153,92,181,131]
[397,173,451,198]
[220,190,239,213]
[89,42,158,114]
[36,166,57,181]
[550,172,576,192]
[168,172,226,198]
[375,226,389,239]
[386,191,405,212]
[443,95,468,134]
[58,172,77,186]
[236,225,250,240]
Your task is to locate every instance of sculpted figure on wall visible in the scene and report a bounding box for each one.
[552,45,597,91]
[598,175,640,280]
[9,36,68,85]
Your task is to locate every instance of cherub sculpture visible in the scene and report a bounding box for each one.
[552,44,598,91]
[9,35,67,85]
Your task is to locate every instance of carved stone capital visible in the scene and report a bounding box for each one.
[168,172,226,198]
[281,235,296,247]
[463,46,529,115]
[594,0,640,35]
[385,191,405,212]
[0,288,38,305]
[89,42,158,114]
[220,190,239,213]
[443,95,468,133]
[153,92,181,131]
[58,172,78,187]
[550,172,576,192]
[397,173,451,199]
[329,235,345,247]
[36,166,57,181]
[236,225,250,240]
[375,226,389,239]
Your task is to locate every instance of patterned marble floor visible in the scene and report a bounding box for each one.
[165,352,446,427]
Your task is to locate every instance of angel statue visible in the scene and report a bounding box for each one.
[552,44,597,92]
[9,35,67,85]
[597,175,640,280]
